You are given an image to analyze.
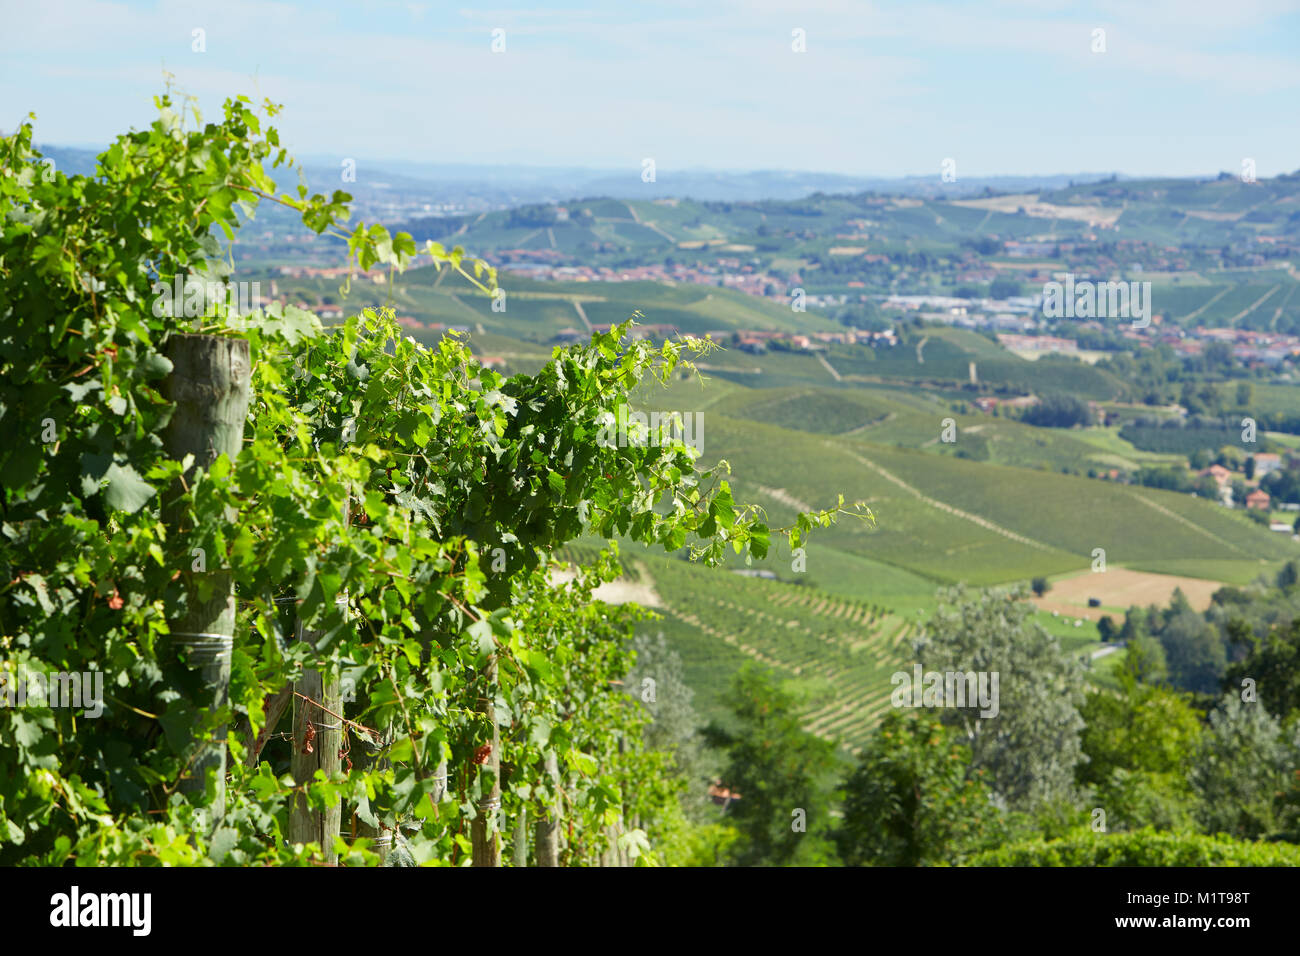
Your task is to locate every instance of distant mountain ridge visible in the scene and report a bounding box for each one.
[29,141,1149,203]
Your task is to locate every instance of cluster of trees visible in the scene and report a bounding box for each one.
[1100,563,1300,702]
[1019,393,1093,428]
[1262,464,1300,505]
[668,584,1300,865]
[1129,464,1221,499]
[1097,345,1272,411]
[506,203,569,228]
[831,300,889,331]
[950,278,1023,300]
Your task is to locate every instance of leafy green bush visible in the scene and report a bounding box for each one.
[969,827,1300,866]
[0,94,860,865]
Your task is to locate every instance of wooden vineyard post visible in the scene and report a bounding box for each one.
[290,496,349,863]
[534,750,561,867]
[162,334,252,834]
[511,807,528,867]
[290,613,343,863]
[471,653,501,866]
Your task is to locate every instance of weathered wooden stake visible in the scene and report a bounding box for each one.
[511,806,528,867]
[163,334,251,832]
[290,615,342,864]
[471,654,501,866]
[534,750,561,867]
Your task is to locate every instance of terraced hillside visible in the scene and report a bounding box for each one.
[692,380,1180,473]
[555,545,914,754]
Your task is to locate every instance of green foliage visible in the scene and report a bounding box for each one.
[702,664,839,866]
[1117,613,1169,685]
[1020,393,1092,429]
[1156,606,1227,695]
[0,96,854,865]
[916,585,1088,814]
[1225,616,1300,722]
[1079,682,1202,831]
[1191,693,1300,841]
[625,630,711,815]
[837,710,1002,866]
[970,826,1300,866]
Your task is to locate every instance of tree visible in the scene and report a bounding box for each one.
[990,278,1022,300]
[1223,617,1300,722]
[1263,467,1300,505]
[1119,628,1169,686]
[1030,576,1051,598]
[1276,560,1300,593]
[837,710,1002,866]
[1078,683,1201,831]
[1021,393,1092,429]
[1230,478,1249,507]
[1156,608,1226,695]
[1191,693,1300,840]
[702,665,838,866]
[626,630,710,816]
[915,586,1088,814]
[1205,341,1234,372]
[1097,615,1117,643]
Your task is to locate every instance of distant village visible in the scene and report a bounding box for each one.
[881,294,1300,366]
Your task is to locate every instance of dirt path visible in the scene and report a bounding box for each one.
[757,485,814,513]
[549,560,661,607]
[1127,490,1245,555]
[816,352,842,381]
[572,300,592,331]
[833,443,1056,552]
[1178,285,1231,323]
[1226,285,1279,324]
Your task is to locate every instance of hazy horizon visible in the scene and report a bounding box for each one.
[4,0,1298,180]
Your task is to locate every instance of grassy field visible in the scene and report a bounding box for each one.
[679,413,1294,586]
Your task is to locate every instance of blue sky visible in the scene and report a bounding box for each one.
[3,0,1298,178]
